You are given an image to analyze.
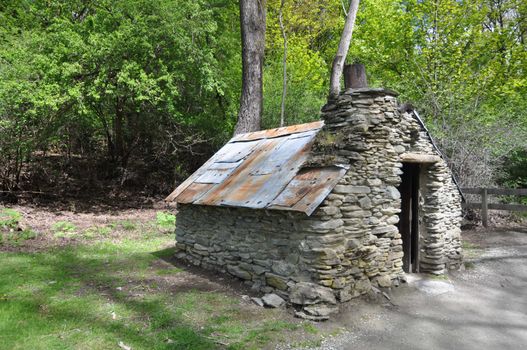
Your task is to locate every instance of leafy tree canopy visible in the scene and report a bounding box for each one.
[0,0,526,192]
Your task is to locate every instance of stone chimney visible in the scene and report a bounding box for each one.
[306,66,409,289]
[307,64,401,171]
[344,63,368,89]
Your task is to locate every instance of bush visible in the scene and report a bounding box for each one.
[0,209,38,245]
[156,212,176,232]
[0,208,22,229]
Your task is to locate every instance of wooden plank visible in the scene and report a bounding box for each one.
[462,202,482,209]
[399,163,421,273]
[460,188,483,194]
[401,153,441,163]
[400,171,411,273]
[481,188,488,228]
[488,203,527,212]
[411,164,420,273]
[231,120,323,142]
[462,202,527,212]
[461,188,527,196]
[176,183,215,203]
[487,188,527,196]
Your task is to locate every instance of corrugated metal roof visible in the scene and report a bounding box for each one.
[166,121,348,215]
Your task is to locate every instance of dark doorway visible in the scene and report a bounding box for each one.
[398,163,420,273]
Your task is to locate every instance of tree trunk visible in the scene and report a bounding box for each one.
[328,0,360,99]
[344,63,368,89]
[234,0,267,135]
[114,98,125,166]
[279,0,287,127]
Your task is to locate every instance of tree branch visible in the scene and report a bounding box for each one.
[279,0,287,127]
[329,0,360,99]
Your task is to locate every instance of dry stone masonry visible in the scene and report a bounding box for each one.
[172,87,463,319]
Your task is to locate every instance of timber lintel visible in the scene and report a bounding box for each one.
[400,153,441,164]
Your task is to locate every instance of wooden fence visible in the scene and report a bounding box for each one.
[461,188,527,227]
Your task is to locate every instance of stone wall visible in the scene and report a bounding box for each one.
[175,204,367,304]
[173,88,463,316]
[397,110,463,273]
[315,88,409,290]
[316,88,463,281]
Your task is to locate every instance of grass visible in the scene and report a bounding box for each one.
[0,208,22,228]
[462,241,479,250]
[427,273,449,280]
[83,225,113,238]
[0,210,313,350]
[0,208,39,246]
[119,220,138,231]
[464,261,476,270]
[462,240,481,260]
[51,221,78,238]
[156,212,176,233]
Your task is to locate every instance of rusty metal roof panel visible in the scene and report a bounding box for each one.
[166,121,347,215]
[231,121,324,142]
[214,141,260,163]
[268,166,347,215]
[175,183,215,204]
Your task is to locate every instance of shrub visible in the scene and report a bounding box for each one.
[52,221,77,238]
[120,220,137,231]
[156,212,176,232]
[0,208,22,229]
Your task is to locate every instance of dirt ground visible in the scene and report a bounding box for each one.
[288,226,527,350]
[3,204,527,349]
[0,202,174,251]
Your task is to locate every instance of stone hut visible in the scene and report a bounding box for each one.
[166,87,463,319]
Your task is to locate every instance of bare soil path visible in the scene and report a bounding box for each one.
[295,226,527,350]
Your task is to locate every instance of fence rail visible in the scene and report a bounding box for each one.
[461,187,527,227]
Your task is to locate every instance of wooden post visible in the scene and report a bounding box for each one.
[344,63,368,89]
[481,188,488,228]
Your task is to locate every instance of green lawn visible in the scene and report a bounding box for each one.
[0,209,318,350]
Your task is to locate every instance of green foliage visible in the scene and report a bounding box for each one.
[0,229,39,246]
[52,221,77,238]
[0,208,22,229]
[83,225,113,238]
[263,41,327,128]
[155,211,176,232]
[0,208,38,245]
[499,149,527,188]
[0,0,241,189]
[0,0,526,189]
[263,0,341,128]
[119,220,138,231]
[498,149,527,204]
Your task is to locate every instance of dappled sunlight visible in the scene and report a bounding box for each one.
[0,240,217,349]
[0,235,319,349]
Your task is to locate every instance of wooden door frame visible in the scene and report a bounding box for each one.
[398,163,420,273]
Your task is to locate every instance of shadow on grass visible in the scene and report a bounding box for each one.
[151,247,257,297]
[1,238,306,350]
[0,246,220,350]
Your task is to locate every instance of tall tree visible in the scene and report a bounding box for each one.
[278,0,287,127]
[329,0,360,99]
[234,0,267,135]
